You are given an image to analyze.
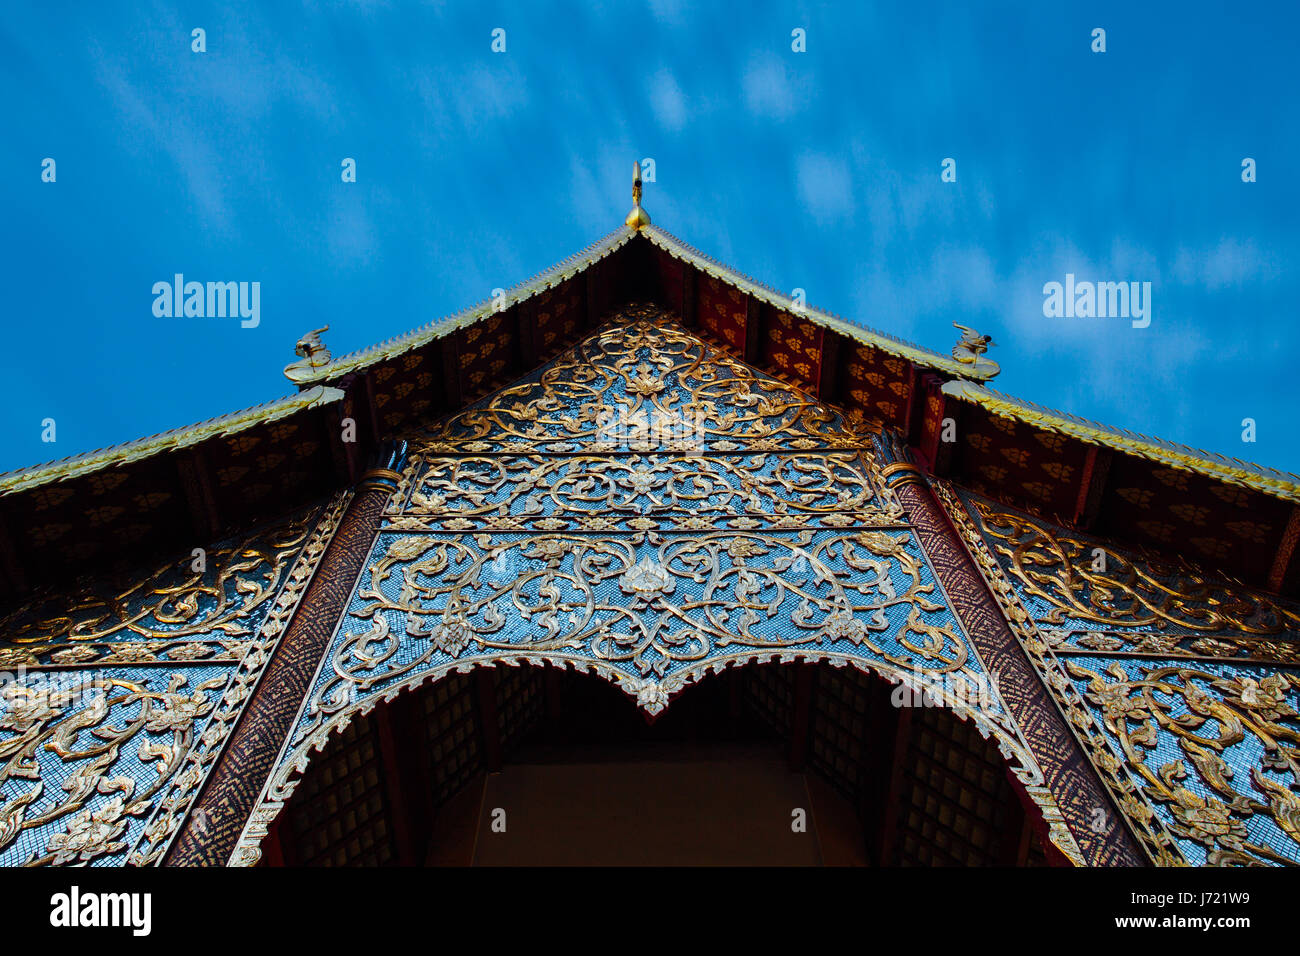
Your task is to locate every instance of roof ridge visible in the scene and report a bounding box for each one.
[306,226,635,384]
[642,225,987,380]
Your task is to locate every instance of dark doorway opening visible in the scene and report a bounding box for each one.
[263,662,1059,866]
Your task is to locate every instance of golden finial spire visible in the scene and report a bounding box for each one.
[625,160,651,230]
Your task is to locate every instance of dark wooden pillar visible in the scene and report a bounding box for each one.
[165,441,408,866]
[475,668,503,773]
[787,663,815,771]
[871,429,1148,868]
[876,707,912,866]
[373,702,418,865]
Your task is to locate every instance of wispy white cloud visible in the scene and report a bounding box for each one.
[646,68,687,131]
[795,151,853,225]
[742,52,806,120]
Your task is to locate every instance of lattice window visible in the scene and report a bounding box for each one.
[742,664,795,739]
[423,671,481,804]
[495,665,545,755]
[284,715,395,866]
[808,665,873,800]
[892,707,1016,866]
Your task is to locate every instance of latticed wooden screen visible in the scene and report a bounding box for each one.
[494,665,547,753]
[423,671,481,805]
[890,706,1020,866]
[284,717,396,866]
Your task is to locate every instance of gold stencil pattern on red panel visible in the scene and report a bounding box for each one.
[760,311,823,394]
[843,344,912,430]
[959,412,1091,520]
[533,278,583,352]
[1102,455,1288,584]
[697,273,746,353]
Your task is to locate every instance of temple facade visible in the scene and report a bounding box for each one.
[2,176,1298,867]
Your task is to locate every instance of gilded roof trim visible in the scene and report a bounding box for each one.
[642,225,989,381]
[942,379,1300,504]
[0,385,345,497]
[293,226,637,386]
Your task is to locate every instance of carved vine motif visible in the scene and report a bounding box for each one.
[0,501,341,866]
[1069,660,1300,866]
[0,521,311,665]
[388,452,905,532]
[952,486,1300,866]
[0,670,222,865]
[294,528,982,739]
[241,307,1082,868]
[972,499,1300,638]
[415,306,866,452]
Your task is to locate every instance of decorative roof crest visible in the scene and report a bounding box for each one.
[951,323,1000,380]
[625,160,651,231]
[284,326,334,384]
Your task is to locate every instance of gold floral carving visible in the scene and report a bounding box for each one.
[0,520,313,660]
[942,483,1300,867]
[233,306,1074,867]
[0,495,348,866]
[415,307,866,453]
[1069,662,1299,866]
[971,499,1300,639]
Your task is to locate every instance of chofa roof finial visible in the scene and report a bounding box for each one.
[951,323,1000,379]
[625,160,651,230]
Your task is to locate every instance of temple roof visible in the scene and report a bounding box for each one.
[2,174,1298,601]
[0,386,343,497]
[943,380,1300,505]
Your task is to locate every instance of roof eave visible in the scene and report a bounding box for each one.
[942,379,1300,504]
[0,385,345,498]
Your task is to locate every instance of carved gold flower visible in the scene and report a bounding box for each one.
[628,363,665,397]
[433,618,473,657]
[146,690,211,734]
[46,796,133,865]
[0,647,38,668]
[823,610,868,645]
[619,557,675,604]
[1168,789,1248,848]
[725,538,769,561]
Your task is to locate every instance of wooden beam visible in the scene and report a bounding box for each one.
[859,675,901,864]
[681,265,698,328]
[585,267,601,330]
[787,663,815,771]
[440,334,464,414]
[362,370,383,441]
[475,667,503,772]
[324,398,363,486]
[917,375,956,476]
[1268,505,1300,594]
[743,297,763,366]
[877,707,913,865]
[261,817,290,867]
[543,665,565,740]
[176,449,222,541]
[815,328,841,404]
[373,700,419,865]
[903,365,925,446]
[1072,446,1113,531]
[997,780,1029,865]
[515,297,538,377]
[0,504,29,598]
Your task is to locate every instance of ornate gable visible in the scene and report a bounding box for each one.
[233,303,1069,865]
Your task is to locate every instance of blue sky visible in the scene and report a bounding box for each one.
[2,1,1297,475]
